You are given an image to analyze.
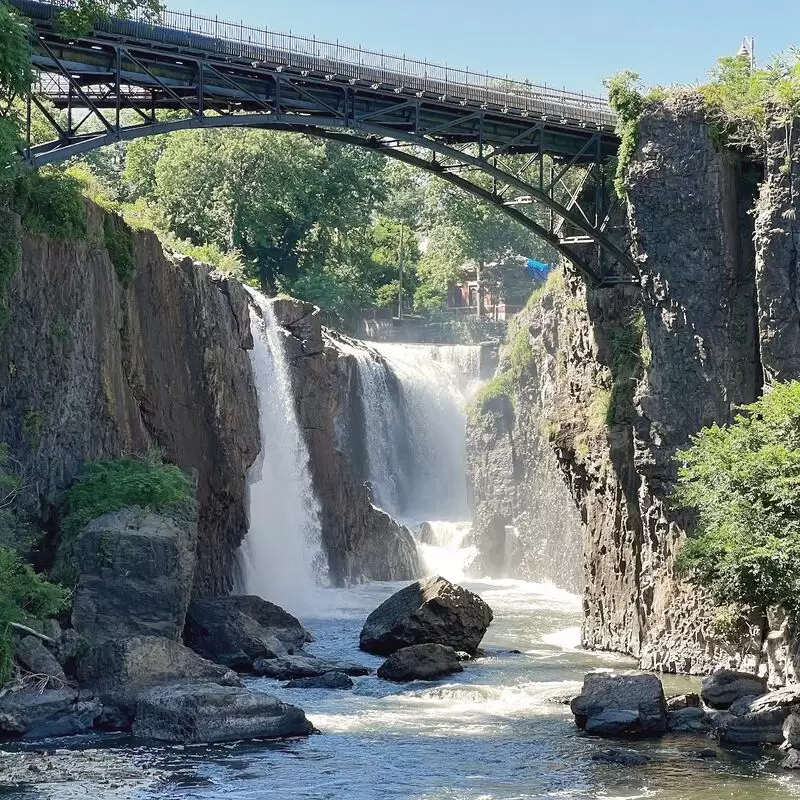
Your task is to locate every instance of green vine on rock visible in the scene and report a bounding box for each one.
[604,71,645,199]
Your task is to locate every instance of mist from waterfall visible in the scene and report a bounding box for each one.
[236,290,324,615]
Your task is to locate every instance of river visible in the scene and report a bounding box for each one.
[3,573,798,799]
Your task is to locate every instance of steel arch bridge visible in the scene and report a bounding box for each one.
[8,0,637,286]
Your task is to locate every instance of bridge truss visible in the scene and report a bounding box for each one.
[9,0,637,286]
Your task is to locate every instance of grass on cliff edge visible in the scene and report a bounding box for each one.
[675,381,800,615]
[60,452,195,541]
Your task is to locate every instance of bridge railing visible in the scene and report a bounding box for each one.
[16,0,616,127]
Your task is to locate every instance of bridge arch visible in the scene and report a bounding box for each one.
[10,0,636,285]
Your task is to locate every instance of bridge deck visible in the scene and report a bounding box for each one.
[12,0,618,161]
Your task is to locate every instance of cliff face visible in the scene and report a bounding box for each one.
[466,286,583,592]
[269,299,420,586]
[469,95,800,679]
[0,201,260,596]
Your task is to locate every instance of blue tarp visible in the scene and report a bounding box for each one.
[525,258,551,279]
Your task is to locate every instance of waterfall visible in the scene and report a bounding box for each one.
[416,521,478,583]
[348,342,481,523]
[236,291,324,615]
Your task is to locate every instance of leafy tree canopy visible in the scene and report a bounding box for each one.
[675,381,800,614]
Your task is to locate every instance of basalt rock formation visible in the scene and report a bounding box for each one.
[269,299,420,586]
[468,93,800,681]
[0,201,259,596]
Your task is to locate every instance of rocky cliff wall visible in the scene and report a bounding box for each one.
[269,299,420,586]
[0,201,260,596]
[469,94,800,679]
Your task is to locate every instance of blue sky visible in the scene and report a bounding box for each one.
[179,0,799,95]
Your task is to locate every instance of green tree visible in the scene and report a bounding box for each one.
[0,1,32,181]
[675,382,800,614]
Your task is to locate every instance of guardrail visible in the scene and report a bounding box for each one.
[14,0,616,126]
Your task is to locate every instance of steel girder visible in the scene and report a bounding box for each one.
[16,14,636,285]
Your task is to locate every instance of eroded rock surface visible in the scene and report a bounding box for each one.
[570,674,667,738]
[184,595,312,670]
[359,576,493,656]
[377,644,463,682]
[71,509,197,644]
[133,684,313,744]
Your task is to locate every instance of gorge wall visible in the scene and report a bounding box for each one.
[0,201,260,596]
[469,93,800,681]
[1,201,418,601]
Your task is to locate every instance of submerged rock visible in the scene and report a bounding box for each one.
[185,595,312,670]
[570,674,667,738]
[783,748,800,770]
[71,509,197,645]
[284,672,354,690]
[700,669,767,709]
[133,684,313,744]
[377,644,464,682]
[359,576,493,656]
[590,748,650,766]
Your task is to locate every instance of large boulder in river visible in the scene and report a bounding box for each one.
[253,654,370,680]
[77,636,239,727]
[0,688,101,740]
[132,684,313,744]
[71,509,197,644]
[377,643,464,682]
[700,668,767,709]
[185,595,312,670]
[570,674,667,738]
[359,576,493,656]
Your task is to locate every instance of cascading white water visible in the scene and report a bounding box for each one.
[360,342,480,522]
[416,521,478,582]
[236,290,324,615]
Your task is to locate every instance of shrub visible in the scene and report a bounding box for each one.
[675,381,800,613]
[13,170,86,240]
[103,214,136,286]
[60,451,194,541]
[0,547,68,685]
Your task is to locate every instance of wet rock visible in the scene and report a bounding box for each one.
[77,636,240,727]
[667,707,712,733]
[783,748,800,770]
[284,671,354,690]
[133,684,313,744]
[71,509,197,645]
[14,636,67,687]
[184,595,312,670]
[253,654,370,680]
[665,693,700,712]
[0,712,27,737]
[700,669,767,709]
[686,748,718,760]
[0,688,101,740]
[359,576,493,656]
[377,644,464,682]
[749,685,800,713]
[570,674,667,738]
[728,695,763,716]
[783,711,800,748]
[717,708,789,745]
[590,748,650,766]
